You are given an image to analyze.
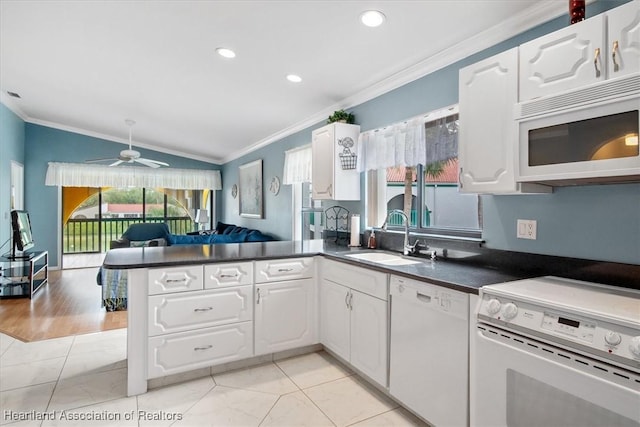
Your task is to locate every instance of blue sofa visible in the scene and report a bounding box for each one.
[99,222,275,311]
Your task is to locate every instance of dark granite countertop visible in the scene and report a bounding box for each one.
[103,239,639,295]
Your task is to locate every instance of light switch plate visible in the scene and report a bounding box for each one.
[517,219,537,240]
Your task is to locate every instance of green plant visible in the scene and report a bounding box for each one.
[327,109,355,124]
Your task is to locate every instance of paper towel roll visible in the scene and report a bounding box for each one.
[350,214,361,247]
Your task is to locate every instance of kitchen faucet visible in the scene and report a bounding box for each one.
[381,209,421,256]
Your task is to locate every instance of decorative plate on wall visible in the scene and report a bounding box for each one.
[269,176,281,195]
[231,184,238,199]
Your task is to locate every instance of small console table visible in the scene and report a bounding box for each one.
[0,251,48,298]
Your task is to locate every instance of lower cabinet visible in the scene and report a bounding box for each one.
[254,278,317,355]
[148,321,253,378]
[320,260,388,387]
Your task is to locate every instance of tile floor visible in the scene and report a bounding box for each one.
[0,329,427,427]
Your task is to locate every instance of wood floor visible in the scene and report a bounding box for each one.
[0,267,127,342]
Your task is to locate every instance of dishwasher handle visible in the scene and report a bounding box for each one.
[416,292,432,303]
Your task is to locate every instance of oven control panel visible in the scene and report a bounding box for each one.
[477,293,640,366]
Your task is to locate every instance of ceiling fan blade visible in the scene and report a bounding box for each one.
[135,158,162,168]
[85,158,119,163]
[109,160,125,167]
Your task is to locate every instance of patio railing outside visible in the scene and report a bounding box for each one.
[63,217,197,254]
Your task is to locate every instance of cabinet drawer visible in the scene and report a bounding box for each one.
[322,259,388,300]
[204,262,253,289]
[255,257,314,283]
[147,321,253,379]
[148,286,253,336]
[148,265,203,295]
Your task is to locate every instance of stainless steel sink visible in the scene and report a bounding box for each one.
[344,252,422,266]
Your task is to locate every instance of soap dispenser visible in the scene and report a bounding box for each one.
[367,229,377,249]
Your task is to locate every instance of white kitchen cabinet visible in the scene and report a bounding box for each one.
[458,48,551,194]
[606,0,640,79]
[255,257,314,283]
[519,15,605,101]
[148,265,203,295]
[254,278,316,355]
[312,122,361,201]
[148,321,253,378]
[148,286,253,336]
[254,258,317,356]
[519,0,640,102]
[204,261,253,288]
[320,259,388,387]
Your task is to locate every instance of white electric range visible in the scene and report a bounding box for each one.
[472,276,640,427]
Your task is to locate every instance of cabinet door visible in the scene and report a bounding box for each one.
[519,15,605,101]
[350,290,388,387]
[320,279,350,361]
[607,0,640,79]
[254,279,317,356]
[312,125,335,200]
[459,48,519,193]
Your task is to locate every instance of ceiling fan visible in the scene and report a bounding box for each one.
[86,119,169,168]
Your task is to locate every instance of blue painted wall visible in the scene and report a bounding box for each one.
[0,104,25,254]
[222,0,639,264]
[24,123,221,267]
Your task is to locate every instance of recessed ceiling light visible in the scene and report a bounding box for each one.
[286,74,302,83]
[216,48,236,58]
[360,10,386,27]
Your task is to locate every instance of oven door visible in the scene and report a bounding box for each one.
[471,324,640,427]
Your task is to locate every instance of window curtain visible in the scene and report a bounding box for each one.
[45,162,222,190]
[283,144,312,184]
[356,118,426,172]
[356,111,459,172]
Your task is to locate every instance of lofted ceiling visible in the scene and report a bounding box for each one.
[0,1,567,164]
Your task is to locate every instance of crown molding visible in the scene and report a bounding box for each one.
[223,1,568,164]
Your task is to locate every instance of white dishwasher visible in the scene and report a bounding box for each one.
[389,275,469,427]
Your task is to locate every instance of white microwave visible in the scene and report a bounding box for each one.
[516,77,640,185]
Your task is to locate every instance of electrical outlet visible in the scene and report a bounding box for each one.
[517,219,537,240]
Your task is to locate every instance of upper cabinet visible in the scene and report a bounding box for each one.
[519,0,640,101]
[607,0,640,79]
[458,48,551,194]
[519,15,605,101]
[312,122,361,200]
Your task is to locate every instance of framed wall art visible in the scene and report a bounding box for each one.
[238,159,263,218]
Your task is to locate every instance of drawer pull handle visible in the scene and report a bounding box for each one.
[277,268,294,272]
[194,345,213,351]
[165,278,187,284]
[220,274,238,278]
[256,287,261,304]
[593,47,601,78]
[194,307,213,312]
[612,40,619,72]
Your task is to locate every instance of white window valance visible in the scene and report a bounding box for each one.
[356,105,459,172]
[283,144,312,184]
[45,162,222,190]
